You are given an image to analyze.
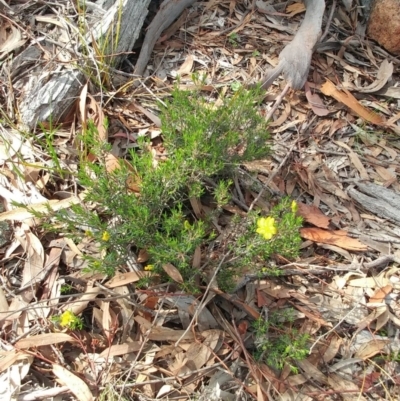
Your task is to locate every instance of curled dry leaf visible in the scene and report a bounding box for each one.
[85,93,107,142]
[79,83,88,132]
[137,248,149,263]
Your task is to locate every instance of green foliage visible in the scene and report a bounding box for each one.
[37,122,66,177]
[214,179,233,209]
[33,85,303,291]
[230,81,242,92]
[224,198,302,274]
[160,85,270,170]
[266,198,303,258]
[228,32,239,47]
[60,284,74,294]
[98,385,129,401]
[253,309,310,372]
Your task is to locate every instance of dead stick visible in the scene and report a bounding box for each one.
[264,83,290,122]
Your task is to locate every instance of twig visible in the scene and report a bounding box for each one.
[174,252,230,346]
[17,386,70,401]
[264,83,290,122]
[113,363,223,388]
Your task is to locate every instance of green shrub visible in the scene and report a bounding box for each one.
[33,85,302,291]
[253,308,310,373]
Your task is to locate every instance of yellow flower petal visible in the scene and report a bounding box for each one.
[256,217,277,240]
[291,200,298,213]
[60,311,75,327]
[102,231,110,241]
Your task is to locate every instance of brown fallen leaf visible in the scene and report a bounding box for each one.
[335,141,369,180]
[0,193,86,222]
[137,249,149,263]
[286,1,306,15]
[369,285,393,304]
[177,54,194,75]
[105,154,141,193]
[328,372,368,401]
[354,59,393,93]
[105,271,146,288]
[129,101,162,127]
[355,339,390,360]
[300,227,367,251]
[15,333,77,349]
[296,202,330,229]
[305,82,330,116]
[162,263,183,283]
[100,342,143,357]
[321,80,385,126]
[79,90,107,142]
[0,350,25,373]
[53,364,94,401]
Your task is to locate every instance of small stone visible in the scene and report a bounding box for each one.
[0,202,12,248]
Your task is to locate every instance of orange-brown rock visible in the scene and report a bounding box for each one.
[367,0,400,55]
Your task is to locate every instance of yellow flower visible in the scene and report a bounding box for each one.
[85,230,93,237]
[256,217,277,240]
[144,264,154,271]
[291,200,298,213]
[60,311,76,328]
[102,231,110,241]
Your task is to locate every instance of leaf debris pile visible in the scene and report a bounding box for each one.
[0,0,400,400]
